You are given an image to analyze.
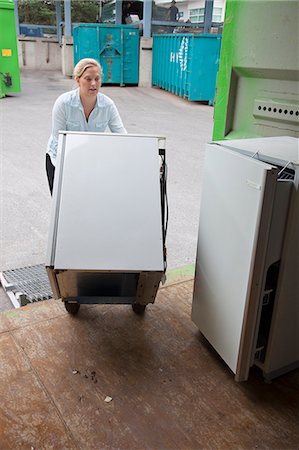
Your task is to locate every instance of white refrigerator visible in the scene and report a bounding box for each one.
[46,132,167,315]
[192,136,299,381]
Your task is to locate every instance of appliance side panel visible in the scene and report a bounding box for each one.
[45,133,66,266]
[192,144,275,374]
[235,168,277,381]
[247,180,293,369]
[264,178,299,373]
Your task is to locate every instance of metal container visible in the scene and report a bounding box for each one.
[73,24,139,86]
[0,0,21,98]
[213,0,299,141]
[152,33,221,103]
[19,25,43,37]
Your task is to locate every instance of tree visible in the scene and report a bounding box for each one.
[71,1,100,23]
[18,0,101,25]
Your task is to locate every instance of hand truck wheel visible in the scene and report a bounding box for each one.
[64,301,80,315]
[132,303,146,315]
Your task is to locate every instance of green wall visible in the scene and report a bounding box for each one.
[213,0,299,141]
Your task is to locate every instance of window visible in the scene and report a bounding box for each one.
[189,8,204,23]
[212,7,222,22]
[179,11,184,19]
[189,6,223,23]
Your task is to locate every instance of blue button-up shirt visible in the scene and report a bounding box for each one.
[47,88,127,165]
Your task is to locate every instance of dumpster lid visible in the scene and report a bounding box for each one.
[0,0,15,10]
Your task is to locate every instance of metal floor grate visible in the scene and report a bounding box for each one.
[0,264,53,308]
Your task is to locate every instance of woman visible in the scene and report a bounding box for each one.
[46,58,127,194]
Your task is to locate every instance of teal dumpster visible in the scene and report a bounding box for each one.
[0,0,21,98]
[73,24,139,86]
[152,34,221,103]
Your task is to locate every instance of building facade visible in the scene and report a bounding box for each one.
[155,0,226,23]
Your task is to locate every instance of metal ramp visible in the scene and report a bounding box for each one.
[0,264,53,308]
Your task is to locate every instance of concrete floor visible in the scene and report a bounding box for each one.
[1,280,298,449]
[0,70,213,312]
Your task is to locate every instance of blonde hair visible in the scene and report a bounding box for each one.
[73,58,103,79]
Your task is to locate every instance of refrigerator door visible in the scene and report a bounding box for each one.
[47,133,164,272]
[192,144,278,381]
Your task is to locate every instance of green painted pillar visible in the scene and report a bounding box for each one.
[0,0,21,98]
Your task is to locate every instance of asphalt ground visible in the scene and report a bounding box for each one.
[0,70,214,311]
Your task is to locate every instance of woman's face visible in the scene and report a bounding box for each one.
[76,66,101,98]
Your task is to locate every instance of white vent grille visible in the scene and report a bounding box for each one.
[253,99,299,125]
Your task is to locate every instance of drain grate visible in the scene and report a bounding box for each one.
[0,264,53,308]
